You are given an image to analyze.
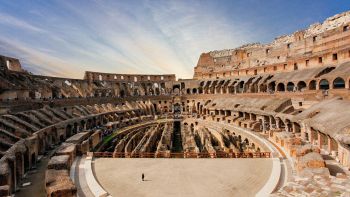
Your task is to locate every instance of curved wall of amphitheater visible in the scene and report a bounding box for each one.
[0,11,350,197]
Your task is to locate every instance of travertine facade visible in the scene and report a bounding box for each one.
[194,11,350,80]
[0,11,350,197]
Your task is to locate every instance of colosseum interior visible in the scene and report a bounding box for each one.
[0,9,350,197]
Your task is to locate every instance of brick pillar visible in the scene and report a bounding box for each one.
[318,132,323,150]
[327,136,335,153]
[300,123,307,140]
[262,119,266,133]
[292,123,296,133]
[285,123,289,133]
[308,128,314,143]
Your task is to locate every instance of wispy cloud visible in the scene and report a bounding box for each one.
[0,12,44,33]
[0,0,348,79]
[0,37,83,78]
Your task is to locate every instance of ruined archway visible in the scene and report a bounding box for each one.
[319,79,329,90]
[309,80,316,90]
[297,81,306,91]
[277,83,285,92]
[286,82,295,92]
[333,77,345,89]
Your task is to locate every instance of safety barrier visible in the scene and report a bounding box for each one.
[93,151,271,158]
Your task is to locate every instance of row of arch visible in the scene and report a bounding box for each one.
[0,103,155,196]
[273,77,346,92]
[186,77,348,95]
[183,99,342,167]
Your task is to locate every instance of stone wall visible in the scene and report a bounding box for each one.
[194,11,350,80]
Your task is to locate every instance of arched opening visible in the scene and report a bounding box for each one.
[73,122,78,134]
[277,83,285,92]
[286,82,295,92]
[15,152,24,182]
[192,88,197,94]
[173,85,180,95]
[173,103,181,115]
[198,87,203,94]
[120,90,125,98]
[259,84,267,92]
[333,77,345,89]
[268,82,276,92]
[133,89,140,96]
[319,79,329,90]
[186,89,191,94]
[24,150,30,172]
[309,80,316,90]
[238,81,244,93]
[66,125,73,138]
[31,153,36,167]
[80,120,86,131]
[173,88,180,95]
[297,81,307,91]
[293,122,301,133]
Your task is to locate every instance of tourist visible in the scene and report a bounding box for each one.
[142,173,145,181]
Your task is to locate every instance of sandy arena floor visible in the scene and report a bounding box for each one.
[93,158,273,197]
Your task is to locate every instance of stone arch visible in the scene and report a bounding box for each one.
[286,82,295,92]
[309,80,316,90]
[293,122,301,133]
[23,149,30,172]
[66,124,72,138]
[238,81,245,93]
[80,120,86,131]
[192,88,197,94]
[297,81,307,91]
[38,136,45,154]
[73,122,79,134]
[120,89,126,98]
[86,119,93,130]
[333,77,345,89]
[8,159,16,193]
[31,152,36,167]
[284,119,292,132]
[259,84,267,92]
[277,83,285,92]
[173,87,180,95]
[268,82,276,92]
[133,88,140,96]
[319,79,329,90]
[198,87,203,94]
[15,152,24,182]
[186,88,191,94]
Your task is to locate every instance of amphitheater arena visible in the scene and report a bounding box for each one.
[1,11,350,197]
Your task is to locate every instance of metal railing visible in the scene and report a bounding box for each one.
[93,151,271,158]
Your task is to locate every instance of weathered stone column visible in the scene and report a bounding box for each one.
[327,136,336,153]
[292,122,296,133]
[262,118,266,133]
[317,132,323,150]
[284,122,289,133]
[275,118,280,129]
[300,123,307,140]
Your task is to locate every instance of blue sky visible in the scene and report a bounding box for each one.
[0,0,349,79]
